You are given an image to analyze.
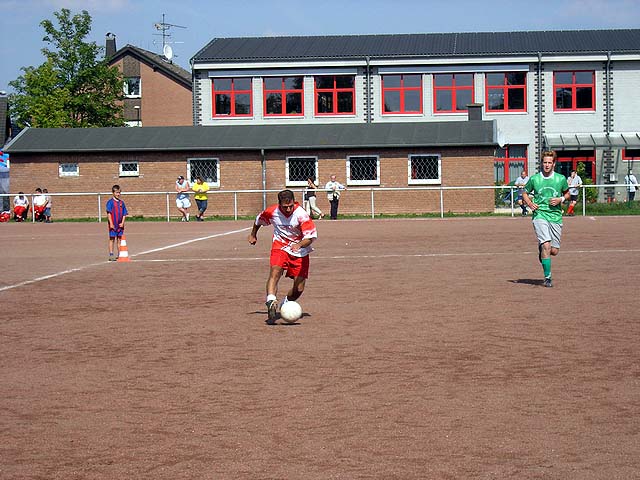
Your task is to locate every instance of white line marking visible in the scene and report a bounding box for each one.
[0,263,105,292]
[132,227,250,257]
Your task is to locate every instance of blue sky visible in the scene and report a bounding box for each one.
[1,0,639,92]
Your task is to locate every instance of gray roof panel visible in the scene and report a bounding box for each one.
[193,29,640,63]
[5,122,496,154]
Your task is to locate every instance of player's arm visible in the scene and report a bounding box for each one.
[549,187,571,206]
[248,223,261,245]
[522,190,537,211]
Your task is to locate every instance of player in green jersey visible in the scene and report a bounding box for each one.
[522,150,570,287]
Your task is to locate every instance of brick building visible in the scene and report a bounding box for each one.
[4,118,496,219]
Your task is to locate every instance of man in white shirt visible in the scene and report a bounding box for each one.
[566,170,582,216]
[325,174,346,220]
[624,171,638,202]
[514,170,529,216]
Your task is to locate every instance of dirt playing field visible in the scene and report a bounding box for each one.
[1,216,639,479]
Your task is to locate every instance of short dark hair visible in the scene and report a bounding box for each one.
[112,184,121,193]
[278,189,295,204]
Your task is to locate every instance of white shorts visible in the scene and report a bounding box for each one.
[176,197,191,209]
[533,219,562,249]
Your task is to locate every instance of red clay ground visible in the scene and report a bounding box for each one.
[1,216,639,479]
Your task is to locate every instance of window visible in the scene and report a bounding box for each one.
[188,158,220,187]
[286,157,317,186]
[623,148,640,161]
[124,77,141,97]
[433,73,474,113]
[58,163,79,177]
[264,77,303,116]
[347,155,379,185]
[212,78,252,117]
[554,71,594,111]
[556,150,596,182]
[408,154,441,185]
[494,145,527,184]
[119,160,139,177]
[382,74,422,114]
[315,76,355,115]
[486,72,526,112]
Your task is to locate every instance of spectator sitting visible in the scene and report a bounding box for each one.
[13,192,29,222]
[33,188,47,222]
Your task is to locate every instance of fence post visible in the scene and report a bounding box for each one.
[439,186,444,218]
[510,186,515,217]
[166,193,170,222]
[98,193,102,222]
[370,189,375,219]
[582,186,586,216]
[234,192,238,220]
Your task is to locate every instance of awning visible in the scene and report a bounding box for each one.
[544,132,640,150]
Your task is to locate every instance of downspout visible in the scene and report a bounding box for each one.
[261,148,267,210]
[190,57,197,126]
[605,51,612,135]
[537,52,543,165]
[365,56,371,123]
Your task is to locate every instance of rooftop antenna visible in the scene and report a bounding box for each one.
[153,13,186,61]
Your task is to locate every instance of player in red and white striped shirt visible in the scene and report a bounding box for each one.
[248,190,318,324]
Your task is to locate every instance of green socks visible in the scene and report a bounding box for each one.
[541,258,551,278]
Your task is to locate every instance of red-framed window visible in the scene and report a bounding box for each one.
[623,148,640,161]
[382,74,422,114]
[486,72,526,112]
[494,145,527,184]
[315,76,355,115]
[212,78,252,117]
[263,77,303,116]
[554,71,595,111]
[433,73,474,113]
[556,150,596,182]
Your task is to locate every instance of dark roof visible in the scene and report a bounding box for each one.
[110,45,192,89]
[193,29,640,63]
[4,122,496,154]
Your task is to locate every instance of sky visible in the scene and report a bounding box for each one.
[1,0,639,92]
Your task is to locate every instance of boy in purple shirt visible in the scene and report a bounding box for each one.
[106,185,128,261]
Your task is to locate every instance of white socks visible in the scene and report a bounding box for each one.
[266,294,277,303]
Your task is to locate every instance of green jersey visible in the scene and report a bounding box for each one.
[525,171,569,224]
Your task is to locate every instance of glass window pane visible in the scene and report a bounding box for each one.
[456,90,472,110]
[555,88,572,108]
[495,147,507,159]
[576,87,593,108]
[234,78,251,90]
[436,90,452,110]
[384,75,401,88]
[235,94,251,114]
[284,77,303,90]
[264,77,281,90]
[316,77,334,89]
[507,72,526,85]
[404,90,421,112]
[507,89,525,110]
[266,93,282,114]
[384,91,401,112]
[214,78,232,90]
[555,72,573,84]
[434,74,453,87]
[317,92,333,113]
[575,71,593,84]
[286,93,302,114]
[488,90,505,110]
[494,161,505,183]
[509,145,527,157]
[486,73,504,86]
[403,74,421,87]
[215,94,231,114]
[455,73,473,86]
[335,76,354,88]
[336,92,353,113]
[508,161,525,181]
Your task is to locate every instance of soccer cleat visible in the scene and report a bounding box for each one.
[544,277,553,288]
[266,299,278,324]
[108,254,117,261]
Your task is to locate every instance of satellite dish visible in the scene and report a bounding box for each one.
[163,44,173,60]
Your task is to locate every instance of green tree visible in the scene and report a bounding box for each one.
[8,8,124,128]
[576,162,597,203]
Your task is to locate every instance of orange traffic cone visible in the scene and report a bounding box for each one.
[117,235,131,262]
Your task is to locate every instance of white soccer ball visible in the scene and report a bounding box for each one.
[280,301,303,323]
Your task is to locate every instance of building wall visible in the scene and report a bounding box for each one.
[9,146,495,219]
[612,61,640,131]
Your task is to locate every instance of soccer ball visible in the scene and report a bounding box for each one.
[280,301,303,323]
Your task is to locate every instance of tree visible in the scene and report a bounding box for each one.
[9,9,124,128]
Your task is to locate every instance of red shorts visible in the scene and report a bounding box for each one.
[270,248,309,279]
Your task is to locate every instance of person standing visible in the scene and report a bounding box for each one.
[247,189,318,324]
[43,188,52,223]
[325,174,346,220]
[522,150,570,288]
[514,170,529,216]
[305,176,324,219]
[566,170,582,216]
[13,192,29,222]
[106,184,128,261]
[175,175,191,222]
[191,176,210,221]
[624,171,639,202]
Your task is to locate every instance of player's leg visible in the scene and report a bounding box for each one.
[108,234,116,260]
[533,219,553,285]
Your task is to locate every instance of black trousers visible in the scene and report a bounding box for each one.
[329,198,340,219]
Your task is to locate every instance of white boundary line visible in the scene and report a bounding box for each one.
[0,227,251,293]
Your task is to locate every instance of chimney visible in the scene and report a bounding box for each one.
[467,103,483,121]
[105,32,117,59]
